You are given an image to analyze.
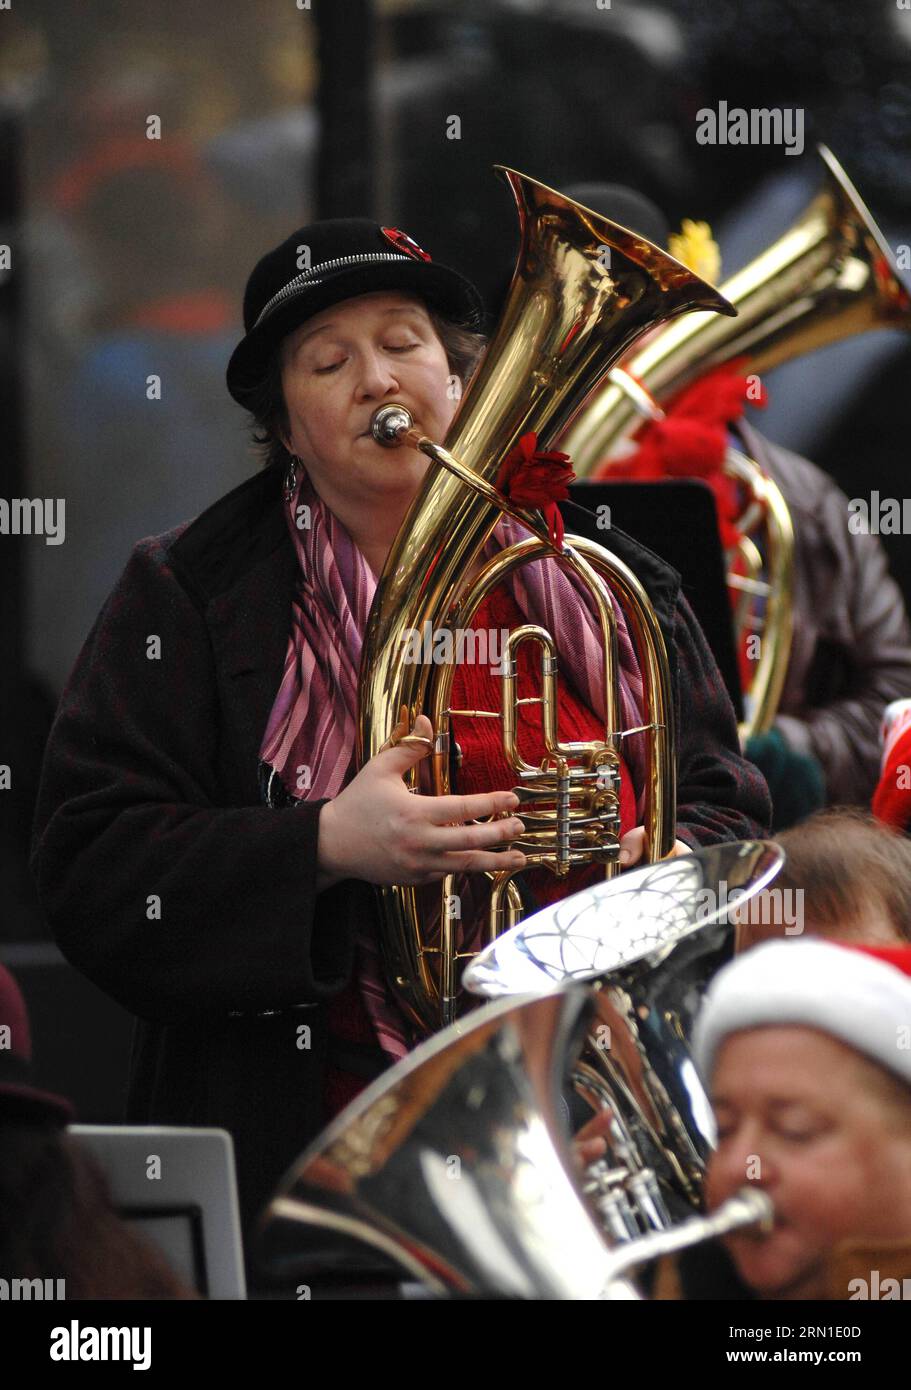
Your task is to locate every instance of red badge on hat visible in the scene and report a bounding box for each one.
[381,227,432,262]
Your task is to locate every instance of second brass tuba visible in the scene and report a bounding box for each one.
[559,146,911,739]
[560,146,911,470]
[357,168,735,1034]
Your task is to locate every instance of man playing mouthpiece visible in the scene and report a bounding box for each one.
[654,938,911,1300]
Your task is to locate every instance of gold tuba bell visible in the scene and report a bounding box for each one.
[357,168,736,1035]
[559,146,911,739]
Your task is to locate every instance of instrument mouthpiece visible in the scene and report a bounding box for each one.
[729,1186,775,1235]
[371,404,413,446]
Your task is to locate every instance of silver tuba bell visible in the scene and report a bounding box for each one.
[464,839,783,1236]
[256,843,781,1297]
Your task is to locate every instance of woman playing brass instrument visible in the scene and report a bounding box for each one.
[30,216,770,1243]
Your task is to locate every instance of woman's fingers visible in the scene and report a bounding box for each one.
[574,1106,616,1146]
[619,825,647,868]
[571,1106,614,1170]
[328,717,534,885]
[409,847,528,884]
[573,1135,609,1167]
[376,712,437,771]
[619,827,692,869]
[402,819,527,883]
[424,788,520,826]
[424,816,524,853]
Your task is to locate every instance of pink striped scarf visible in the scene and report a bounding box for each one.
[260,465,648,1059]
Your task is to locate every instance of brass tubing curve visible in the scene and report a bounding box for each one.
[358,166,729,1033]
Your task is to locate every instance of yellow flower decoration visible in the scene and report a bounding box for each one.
[668,220,722,284]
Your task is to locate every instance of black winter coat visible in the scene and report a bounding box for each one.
[30,464,771,1244]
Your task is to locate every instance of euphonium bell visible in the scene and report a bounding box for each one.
[357,167,736,1034]
[258,990,617,1299]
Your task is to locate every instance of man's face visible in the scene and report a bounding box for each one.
[705,1026,911,1299]
[278,290,459,516]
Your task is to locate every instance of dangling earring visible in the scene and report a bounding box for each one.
[284,453,300,502]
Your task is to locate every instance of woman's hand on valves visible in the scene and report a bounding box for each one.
[317,712,527,890]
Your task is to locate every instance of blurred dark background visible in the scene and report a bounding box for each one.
[2,0,910,1116]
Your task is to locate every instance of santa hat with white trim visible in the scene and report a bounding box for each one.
[693,938,911,1088]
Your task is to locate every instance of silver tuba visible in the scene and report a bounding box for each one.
[257,843,781,1296]
[464,838,783,1234]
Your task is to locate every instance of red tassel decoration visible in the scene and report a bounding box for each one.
[496,431,576,551]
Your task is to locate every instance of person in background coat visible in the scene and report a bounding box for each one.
[0,964,192,1299]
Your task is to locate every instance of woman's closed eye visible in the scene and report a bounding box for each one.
[769,1104,829,1143]
[773,1120,827,1143]
[313,342,419,373]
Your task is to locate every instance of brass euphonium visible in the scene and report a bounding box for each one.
[357,168,735,1034]
[560,146,911,739]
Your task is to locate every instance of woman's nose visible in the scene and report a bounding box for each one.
[708,1127,774,1201]
[354,349,400,400]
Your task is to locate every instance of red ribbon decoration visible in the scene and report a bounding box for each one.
[594,361,767,550]
[496,431,576,551]
[594,361,768,692]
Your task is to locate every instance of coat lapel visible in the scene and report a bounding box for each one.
[167,465,301,805]
[205,536,299,804]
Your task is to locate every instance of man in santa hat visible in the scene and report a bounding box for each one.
[654,938,911,1299]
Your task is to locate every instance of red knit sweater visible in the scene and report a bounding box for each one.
[323,584,636,1118]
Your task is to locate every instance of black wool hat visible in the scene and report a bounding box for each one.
[226,218,485,406]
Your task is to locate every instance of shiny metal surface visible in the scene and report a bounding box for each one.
[257,990,621,1299]
[562,145,911,471]
[256,971,779,1298]
[357,166,736,1034]
[371,403,413,446]
[601,1187,775,1299]
[724,450,795,740]
[465,842,784,1215]
[463,840,783,996]
[561,145,911,741]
